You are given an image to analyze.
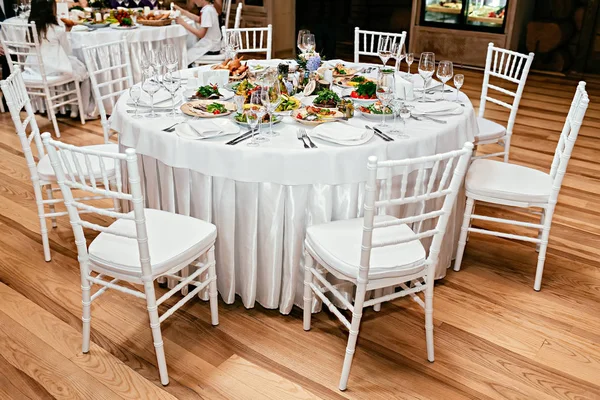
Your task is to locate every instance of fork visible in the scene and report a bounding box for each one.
[296,129,310,148]
[302,128,317,148]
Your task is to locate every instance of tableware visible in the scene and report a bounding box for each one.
[175,119,240,140]
[418,52,435,103]
[246,105,260,147]
[250,90,269,143]
[412,102,463,116]
[399,106,411,135]
[310,124,373,146]
[110,23,138,30]
[454,74,464,104]
[165,44,179,72]
[376,70,395,128]
[406,52,414,74]
[141,72,161,118]
[302,33,315,53]
[332,64,357,78]
[180,100,235,118]
[262,85,282,137]
[296,129,310,148]
[129,86,142,119]
[292,107,344,126]
[365,125,393,141]
[297,29,310,55]
[232,113,282,127]
[162,71,182,117]
[84,22,110,28]
[225,130,253,145]
[162,121,183,132]
[184,87,234,101]
[377,37,393,68]
[436,61,453,101]
[388,99,405,137]
[302,128,317,148]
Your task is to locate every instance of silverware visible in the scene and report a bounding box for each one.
[126,109,170,113]
[296,129,310,149]
[365,125,393,141]
[411,115,446,124]
[162,122,183,132]
[226,130,253,145]
[302,128,317,148]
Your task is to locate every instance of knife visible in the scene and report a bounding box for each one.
[226,130,253,145]
[372,126,394,141]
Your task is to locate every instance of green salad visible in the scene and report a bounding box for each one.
[313,89,341,108]
[206,103,227,114]
[195,84,220,99]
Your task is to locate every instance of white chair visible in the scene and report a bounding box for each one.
[41,132,219,386]
[0,70,119,261]
[228,24,272,60]
[82,40,134,144]
[224,0,242,29]
[303,142,473,390]
[354,27,407,70]
[194,3,243,66]
[0,21,86,137]
[454,82,589,291]
[475,43,535,162]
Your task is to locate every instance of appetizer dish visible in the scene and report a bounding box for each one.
[358,102,393,115]
[232,79,261,102]
[332,63,357,77]
[334,75,373,88]
[275,95,300,112]
[293,106,342,125]
[312,89,341,108]
[203,102,228,115]
[192,84,221,99]
[113,9,133,27]
[350,81,377,100]
[233,105,280,124]
[212,56,248,79]
[180,100,234,117]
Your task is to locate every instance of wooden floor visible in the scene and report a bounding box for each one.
[1,68,600,400]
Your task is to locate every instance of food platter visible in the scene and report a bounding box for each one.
[180,100,236,118]
[110,23,138,30]
[332,63,357,78]
[293,106,344,126]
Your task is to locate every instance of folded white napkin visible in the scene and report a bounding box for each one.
[311,123,367,142]
[175,119,240,140]
[395,72,414,101]
[412,102,461,115]
[132,91,172,107]
[201,70,229,87]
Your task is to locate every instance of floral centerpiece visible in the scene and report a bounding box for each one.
[297,51,322,72]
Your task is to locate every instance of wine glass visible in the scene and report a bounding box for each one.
[250,90,268,143]
[378,37,393,68]
[150,48,165,79]
[139,49,151,75]
[376,70,395,128]
[418,52,435,103]
[116,0,124,6]
[454,74,464,103]
[436,61,453,101]
[165,44,179,72]
[129,86,142,119]
[262,84,281,137]
[394,42,406,72]
[297,29,310,55]
[399,106,411,136]
[246,108,260,147]
[406,52,414,74]
[302,34,315,53]
[141,71,161,118]
[162,70,181,117]
[233,94,245,114]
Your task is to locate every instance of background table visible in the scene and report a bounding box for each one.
[111,63,478,314]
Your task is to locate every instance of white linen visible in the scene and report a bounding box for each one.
[112,64,478,314]
[412,103,462,115]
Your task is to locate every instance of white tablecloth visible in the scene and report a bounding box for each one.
[111,63,478,314]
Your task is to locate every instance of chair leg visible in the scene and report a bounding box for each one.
[45,185,58,228]
[503,136,511,163]
[373,289,383,312]
[144,281,169,385]
[44,88,61,138]
[454,197,475,272]
[303,250,314,331]
[536,210,546,253]
[75,81,86,125]
[424,279,435,362]
[339,283,367,391]
[207,246,219,326]
[80,267,92,354]
[33,183,51,261]
[534,210,552,292]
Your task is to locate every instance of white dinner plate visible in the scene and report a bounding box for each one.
[175,118,240,140]
[110,23,138,30]
[310,123,374,146]
[183,88,234,101]
[356,110,394,121]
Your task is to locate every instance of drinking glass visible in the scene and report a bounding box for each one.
[262,84,281,137]
[233,94,245,114]
[436,61,453,101]
[162,71,181,117]
[141,71,161,118]
[302,34,315,53]
[418,52,435,102]
[406,53,414,74]
[399,106,411,136]
[150,49,165,79]
[297,29,310,55]
[454,74,464,103]
[376,70,395,128]
[395,42,406,72]
[250,91,268,143]
[165,44,179,72]
[378,37,393,68]
[129,86,142,119]
[246,109,259,147]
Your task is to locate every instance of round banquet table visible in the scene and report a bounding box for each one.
[111,60,478,314]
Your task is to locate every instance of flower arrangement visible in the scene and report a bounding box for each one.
[297,52,322,72]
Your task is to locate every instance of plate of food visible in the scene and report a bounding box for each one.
[109,9,137,29]
[180,100,235,118]
[332,63,357,78]
[334,75,373,89]
[274,94,301,115]
[233,105,283,127]
[212,56,248,80]
[185,84,234,101]
[226,79,261,102]
[293,106,344,126]
[137,11,172,26]
[310,88,341,108]
[350,81,378,105]
[357,102,393,121]
[83,21,110,28]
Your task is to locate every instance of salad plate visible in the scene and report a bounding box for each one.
[293,106,344,126]
[184,85,234,101]
[180,100,235,118]
[357,102,393,121]
[110,23,138,30]
[232,112,282,127]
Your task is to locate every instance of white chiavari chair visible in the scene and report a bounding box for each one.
[0,70,119,261]
[474,43,535,162]
[303,142,473,391]
[194,3,243,66]
[454,82,589,291]
[233,1,243,29]
[0,21,86,137]
[354,27,407,70]
[41,133,219,386]
[223,0,232,28]
[82,40,134,144]
[228,24,272,60]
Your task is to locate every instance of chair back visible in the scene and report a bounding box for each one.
[223,0,232,28]
[82,40,134,143]
[40,133,153,278]
[354,27,406,69]
[479,43,534,137]
[359,142,473,283]
[0,21,49,85]
[228,24,272,59]
[0,70,45,181]
[234,2,243,28]
[548,82,589,202]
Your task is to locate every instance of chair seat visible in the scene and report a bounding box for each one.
[306,215,427,280]
[22,72,77,87]
[466,159,552,204]
[89,208,217,279]
[475,117,506,143]
[37,143,119,182]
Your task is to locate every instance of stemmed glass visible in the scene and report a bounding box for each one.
[251,90,269,143]
[129,86,142,119]
[262,84,282,137]
[436,61,453,101]
[454,74,464,103]
[18,0,25,18]
[302,34,315,53]
[376,70,395,128]
[388,99,408,139]
[378,37,393,68]
[150,48,166,79]
[394,42,406,72]
[225,31,241,59]
[399,106,411,136]
[406,52,414,74]
[165,44,179,72]
[162,70,181,117]
[418,52,435,102]
[233,94,245,114]
[141,70,161,118]
[297,29,310,55]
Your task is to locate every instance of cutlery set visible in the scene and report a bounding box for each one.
[296,128,317,148]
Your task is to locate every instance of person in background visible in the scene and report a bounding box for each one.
[173,0,222,65]
[25,0,93,117]
[0,0,17,81]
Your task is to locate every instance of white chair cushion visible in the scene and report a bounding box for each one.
[89,209,217,278]
[475,117,506,143]
[37,143,118,182]
[466,159,552,204]
[306,215,427,280]
[22,72,76,86]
